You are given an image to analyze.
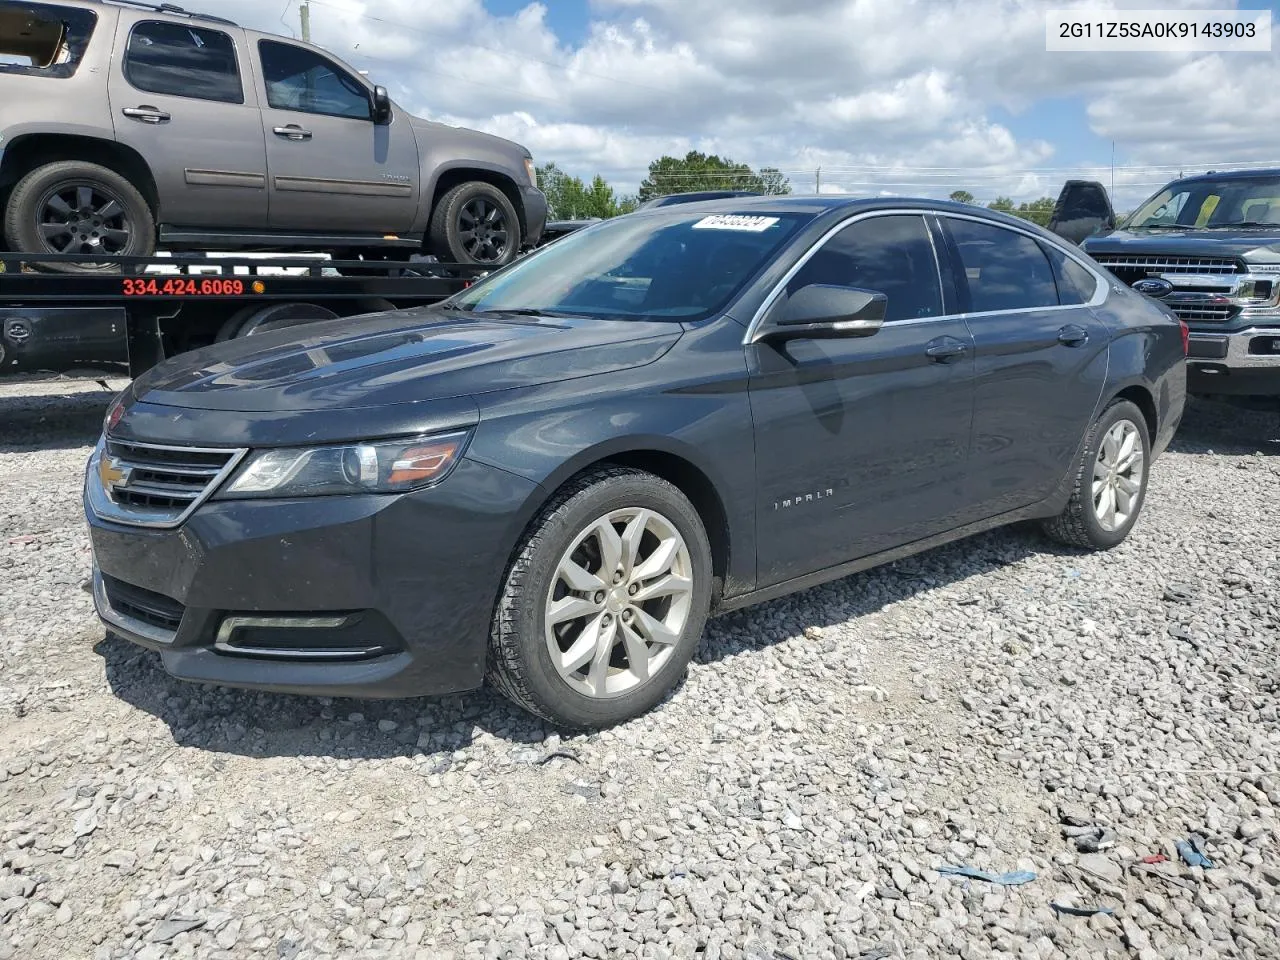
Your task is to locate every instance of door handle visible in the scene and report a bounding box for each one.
[1057,324,1089,347]
[122,106,170,124]
[273,125,313,141]
[926,337,969,363]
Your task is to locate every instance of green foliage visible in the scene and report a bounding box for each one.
[949,190,975,204]
[637,151,791,202]
[980,194,1058,226]
[536,162,631,220]
[987,196,1016,214]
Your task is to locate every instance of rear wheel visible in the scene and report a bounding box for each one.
[1043,399,1150,550]
[4,161,155,273]
[487,467,713,728]
[427,181,521,267]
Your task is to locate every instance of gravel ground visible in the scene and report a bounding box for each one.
[1,380,1277,960]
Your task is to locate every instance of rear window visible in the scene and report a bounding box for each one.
[124,20,243,104]
[0,2,96,78]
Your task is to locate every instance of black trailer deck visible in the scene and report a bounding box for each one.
[0,253,486,380]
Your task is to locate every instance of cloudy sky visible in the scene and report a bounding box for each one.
[218,0,1280,210]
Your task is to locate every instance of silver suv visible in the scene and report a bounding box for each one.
[0,0,547,271]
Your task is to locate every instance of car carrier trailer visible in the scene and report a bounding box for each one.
[0,252,485,381]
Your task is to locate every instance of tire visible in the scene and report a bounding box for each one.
[4,161,155,273]
[487,466,713,728]
[215,302,338,341]
[1042,399,1151,550]
[427,181,521,267]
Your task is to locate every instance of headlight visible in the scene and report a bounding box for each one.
[217,432,468,500]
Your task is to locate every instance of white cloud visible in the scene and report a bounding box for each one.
[218,0,1280,206]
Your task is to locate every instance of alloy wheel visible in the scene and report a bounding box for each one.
[1092,418,1145,532]
[36,182,133,256]
[457,197,510,263]
[544,508,694,699]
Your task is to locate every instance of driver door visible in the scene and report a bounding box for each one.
[254,39,420,233]
[747,213,977,587]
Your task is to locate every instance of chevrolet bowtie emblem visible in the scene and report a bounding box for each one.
[98,454,131,495]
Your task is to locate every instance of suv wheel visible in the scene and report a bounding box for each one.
[427,181,521,267]
[487,467,713,728]
[4,161,155,273]
[1043,399,1150,550]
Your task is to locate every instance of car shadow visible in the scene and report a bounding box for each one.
[0,381,119,453]
[97,521,1059,761]
[1171,396,1280,456]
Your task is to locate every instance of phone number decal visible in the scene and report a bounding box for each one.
[1047,10,1271,51]
[123,277,248,297]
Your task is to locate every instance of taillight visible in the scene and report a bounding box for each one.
[1179,319,1190,356]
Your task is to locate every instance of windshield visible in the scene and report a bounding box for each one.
[448,210,808,321]
[1125,176,1280,229]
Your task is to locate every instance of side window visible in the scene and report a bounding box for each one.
[0,3,97,78]
[1043,244,1099,306]
[786,215,942,323]
[124,21,242,103]
[258,41,371,120]
[945,218,1058,312]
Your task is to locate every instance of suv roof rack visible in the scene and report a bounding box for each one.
[100,0,238,27]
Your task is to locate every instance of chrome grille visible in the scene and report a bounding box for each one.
[88,438,247,528]
[1167,304,1237,324]
[1093,254,1244,275]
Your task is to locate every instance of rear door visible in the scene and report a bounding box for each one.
[107,14,267,227]
[254,39,420,234]
[937,215,1109,519]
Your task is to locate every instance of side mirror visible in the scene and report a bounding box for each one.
[373,86,392,124]
[755,284,887,342]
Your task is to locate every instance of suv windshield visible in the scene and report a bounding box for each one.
[1125,176,1280,229]
[449,211,808,321]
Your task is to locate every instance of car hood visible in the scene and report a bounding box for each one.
[406,115,531,162]
[1084,227,1280,263]
[130,308,682,415]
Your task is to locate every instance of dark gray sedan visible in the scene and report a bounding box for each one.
[85,197,1187,727]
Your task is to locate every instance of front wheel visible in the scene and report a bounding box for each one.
[1043,399,1151,550]
[427,181,521,267]
[3,161,155,273]
[487,467,713,728]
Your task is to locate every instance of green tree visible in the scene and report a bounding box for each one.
[949,190,975,204]
[1014,196,1056,227]
[987,196,1016,214]
[637,151,791,201]
[536,162,630,219]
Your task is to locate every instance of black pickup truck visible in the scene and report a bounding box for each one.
[1050,171,1280,410]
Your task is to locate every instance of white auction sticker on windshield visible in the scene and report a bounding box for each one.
[692,215,780,232]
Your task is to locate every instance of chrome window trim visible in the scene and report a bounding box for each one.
[86,436,249,530]
[744,208,1110,344]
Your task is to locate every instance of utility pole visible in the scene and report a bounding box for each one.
[300,0,311,42]
[815,167,821,195]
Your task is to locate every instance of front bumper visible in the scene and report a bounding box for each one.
[1187,327,1280,397]
[520,185,548,246]
[86,457,540,699]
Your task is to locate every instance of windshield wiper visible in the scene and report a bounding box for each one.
[469,307,589,319]
[1131,223,1186,229]
[1207,221,1276,229]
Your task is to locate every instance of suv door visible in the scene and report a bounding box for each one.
[748,213,976,587]
[254,39,420,234]
[937,215,1109,519]
[107,16,267,228]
